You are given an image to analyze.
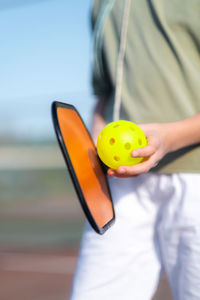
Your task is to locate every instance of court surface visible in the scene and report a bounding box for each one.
[0,248,172,300]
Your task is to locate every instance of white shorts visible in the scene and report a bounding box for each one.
[70,173,200,300]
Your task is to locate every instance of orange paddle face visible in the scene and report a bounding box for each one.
[52,101,115,234]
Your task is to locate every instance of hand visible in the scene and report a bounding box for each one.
[107,123,173,177]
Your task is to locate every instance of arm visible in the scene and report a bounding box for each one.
[165,113,200,151]
[108,113,200,177]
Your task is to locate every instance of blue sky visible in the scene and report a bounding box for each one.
[0,0,95,141]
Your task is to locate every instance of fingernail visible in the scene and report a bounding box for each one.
[108,170,114,176]
[132,151,138,157]
[118,168,125,174]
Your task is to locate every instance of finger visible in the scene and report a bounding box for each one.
[116,163,149,176]
[107,168,138,178]
[110,173,139,178]
[116,154,159,176]
[107,169,115,176]
[108,150,161,177]
[131,145,156,158]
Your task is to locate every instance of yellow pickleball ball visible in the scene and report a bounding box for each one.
[97,120,147,170]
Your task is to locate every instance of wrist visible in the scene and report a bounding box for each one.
[165,122,183,152]
[160,122,178,153]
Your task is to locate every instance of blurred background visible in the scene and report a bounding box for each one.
[0,0,172,299]
[0,0,92,299]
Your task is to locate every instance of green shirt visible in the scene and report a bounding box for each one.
[92,0,200,173]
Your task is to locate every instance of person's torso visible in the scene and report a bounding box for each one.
[93,0,200,173]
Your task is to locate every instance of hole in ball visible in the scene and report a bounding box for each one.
[138,138,142,146]
[130,126,135,131]
[109,138,115,145]
[124,142,131,150]
[113,124,120,128]
[114,156,120,161]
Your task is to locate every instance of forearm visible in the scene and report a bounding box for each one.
[168,113,200,152]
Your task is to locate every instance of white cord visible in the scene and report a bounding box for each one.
[113,0,131,121]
